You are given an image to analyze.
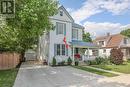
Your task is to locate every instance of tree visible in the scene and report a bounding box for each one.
[120,29,130,37]
[0,0,58,54]
[110,48,123,65]
[83,32,92,42]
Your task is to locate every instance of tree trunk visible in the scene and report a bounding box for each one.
[21,51,26,62]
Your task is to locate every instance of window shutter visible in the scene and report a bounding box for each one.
[66,48,68,56]
[64,24,66,36]
[56,23,58,35]
[54,44,57,56]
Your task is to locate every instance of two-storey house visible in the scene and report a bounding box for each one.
[38,6,98,64]
[94,33,130,60]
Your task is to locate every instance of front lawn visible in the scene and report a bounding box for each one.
[72,66,117,77]
[0,69,18,87]
[92,61,130,74]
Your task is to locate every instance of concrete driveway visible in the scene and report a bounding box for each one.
[13,62,130,87]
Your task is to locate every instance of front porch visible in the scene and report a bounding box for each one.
[70,40,99,62]
[120,46,130,60]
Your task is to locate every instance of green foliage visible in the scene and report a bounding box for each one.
[67,57,72,65]
[0,69,18,87]
[110,48,123,65]
[75,61,79,66]
[85,60,92,65]
[83,32,92,42]
[0,0,58,53]
[85,57,111,65]
[120,29,130,37]
[95,57,104,65]
[52,57,56,66]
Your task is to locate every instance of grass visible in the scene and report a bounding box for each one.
[72,66,117,77]
[0,68,18,87]
[92,61,130,74]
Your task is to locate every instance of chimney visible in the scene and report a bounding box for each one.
[107,32,110,36]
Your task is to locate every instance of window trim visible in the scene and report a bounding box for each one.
[55,44,67,56]
[99,41,104,46]
[124,38,128,44]
[72,29,78,40]
[56,22,66,35]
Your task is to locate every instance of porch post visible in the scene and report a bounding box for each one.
[87,47,90,59]
[73,46,75,62]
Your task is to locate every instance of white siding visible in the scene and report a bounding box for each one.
[99,48,111,57]
[49,20,72,63]
[50,9,73,22]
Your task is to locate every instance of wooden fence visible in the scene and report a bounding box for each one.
[0,52,21,70]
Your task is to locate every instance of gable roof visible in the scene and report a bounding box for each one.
[59,6,74,22]
[72,23,84,29]
[59,6,84,29]
[95,34,125,48]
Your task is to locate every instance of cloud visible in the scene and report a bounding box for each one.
[70,0,130,23]
[83,21,130,38]
[66,8,74,13]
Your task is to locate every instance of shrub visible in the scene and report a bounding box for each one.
[75,61,79,66]
[85,56,111,65]
[85,60,97,65]
[110,48,123,65]
[67,57,72,65]
[52,57,56,66]
[95,57,104,65]
[85,60,91,65]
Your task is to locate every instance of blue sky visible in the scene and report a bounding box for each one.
[59,0,130,38]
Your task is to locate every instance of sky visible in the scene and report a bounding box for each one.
[59,0,130,38]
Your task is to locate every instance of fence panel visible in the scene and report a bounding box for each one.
[0,52,21,70]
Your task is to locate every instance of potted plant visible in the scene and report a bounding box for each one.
[52,57,56,66]
[74,54,80,66]
[67,57,72,65]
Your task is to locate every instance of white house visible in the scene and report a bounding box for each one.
[94,33,130,60]
[37,6,98,64]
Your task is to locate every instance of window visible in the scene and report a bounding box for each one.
[99,41,104,46]
[55,44,66,56]
[57,44,60,55]
[92,50,98,56]
[72,29,78,39]
[124,38,128,44]
[56,22,66,35]
[75,48,79,54]
[60,11,63,16]
[62,44,65,55]
[103,49,106,53]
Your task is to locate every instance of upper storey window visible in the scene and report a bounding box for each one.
[99,41,104,46]
[124,38,128,44]
[72,29,78,40]
[56,22,66,35]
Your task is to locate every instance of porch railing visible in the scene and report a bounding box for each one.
[82,55,96,61]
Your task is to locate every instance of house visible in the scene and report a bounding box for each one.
[94,33,130,60]
[37,6,98,64]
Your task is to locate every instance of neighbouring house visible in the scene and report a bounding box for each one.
[37,6,98,64]
[94,33,130,60]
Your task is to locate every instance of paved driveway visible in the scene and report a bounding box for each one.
[13,62,130,87]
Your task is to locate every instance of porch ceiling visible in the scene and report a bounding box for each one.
[69,40,99,48]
